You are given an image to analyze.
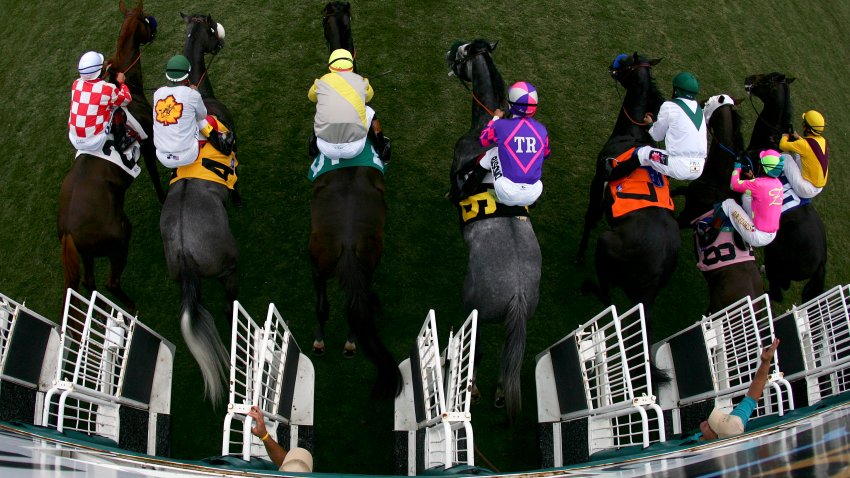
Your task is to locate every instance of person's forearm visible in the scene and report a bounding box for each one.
[261,435,287,467]
[746,359,772,401]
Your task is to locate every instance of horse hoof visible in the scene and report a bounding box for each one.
[470,386,481,405]
[312,340,326,356]
[342,342,357,359]
[494,395,505,409]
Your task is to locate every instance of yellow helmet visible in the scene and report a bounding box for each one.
[328,49,354,72]
[801,110,825,135]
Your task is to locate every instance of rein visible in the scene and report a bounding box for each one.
[455,76,501,117]
[611,62,654,126]
[747,91,784,136]
[622,105,650,126]
[192,53,217,88]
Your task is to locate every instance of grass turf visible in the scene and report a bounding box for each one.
[1,0,849,474]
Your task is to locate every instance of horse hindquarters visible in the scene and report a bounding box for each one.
[764,205,827,302]
[160,180,236,404]
[463,217,541,423]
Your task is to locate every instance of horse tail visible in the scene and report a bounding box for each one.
[60,234,80,293]
[501,294,529,425]
[178,255,229,404]
[337,245,401,400]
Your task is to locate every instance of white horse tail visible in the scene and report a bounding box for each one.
[501,293,529,425]
[179,256,229,404]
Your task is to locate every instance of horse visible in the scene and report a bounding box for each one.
[577,52,679,341]
[57,0,158,314]
[107,0,166,204]
[744,73,827,303]
[322,2,356,71]
[309,2,401,400]
[676,95,763,313]
[158,13,239,403]
[446,39,541,425]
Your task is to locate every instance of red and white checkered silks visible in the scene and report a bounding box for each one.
[68,79,131,141]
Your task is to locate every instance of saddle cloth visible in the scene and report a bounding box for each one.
[692,210,755,272]
[73,107,146,178]
[170,118,238,189]
[308,139,385,182]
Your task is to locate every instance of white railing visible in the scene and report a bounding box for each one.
[778,285,850,403]
[536,304,664,460]
[42,289,172,449]
[395,310,477,475]
[222,302,313,461]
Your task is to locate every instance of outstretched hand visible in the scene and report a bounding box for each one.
[761,338,780,364]
[247,405,267,438]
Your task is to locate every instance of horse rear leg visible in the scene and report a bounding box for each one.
[802,261,827,303]
[218,266,239,324]
[312,272,330,356]
[105,219,135,314]
[81,254,96,294]
[141,139,166,204]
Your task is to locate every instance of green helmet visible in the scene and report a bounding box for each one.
[165,55,191,82]
[672,71,699,99]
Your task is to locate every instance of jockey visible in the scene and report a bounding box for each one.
[308,49,390,162]
[68,51,134,156]
[152,55,233,168]
[779,110,828,198]
[474,81,551,206]
[710,149,784,248]
[635,71,707,181]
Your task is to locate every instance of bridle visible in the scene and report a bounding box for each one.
[611,61,654,126]
[102,10,157,82]
[745,77,787,135]
[186,16,224,87]
[449,43,506,117]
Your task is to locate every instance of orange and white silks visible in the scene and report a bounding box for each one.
[609,155,674,218]
[170,119,238,190]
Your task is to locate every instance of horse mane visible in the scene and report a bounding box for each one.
[468,39,506,107]
[109,1,146,72]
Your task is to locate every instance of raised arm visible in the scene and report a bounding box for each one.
[247,405,287,468]
[746,339,780,402]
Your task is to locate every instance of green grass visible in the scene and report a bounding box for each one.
[1,0,849,474]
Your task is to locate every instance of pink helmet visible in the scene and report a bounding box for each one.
[508,81,538,117]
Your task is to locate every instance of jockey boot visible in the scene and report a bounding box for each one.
[208,130,234,156]
[368,118,391,163]
[111,109,134,152]
[695,218,719,248]
[457,164,488,201]
[308,132,319,157]
[732,230,747,251]
[606,151,640,181]
[230,185,242,207]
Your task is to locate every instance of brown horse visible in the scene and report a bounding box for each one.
[309,2,401,400]
[57,1,157,313]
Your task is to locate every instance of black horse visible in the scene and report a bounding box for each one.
[447,39,541,424]
[578,53,679,340]
[677,95,762,313]
[744,73,827,303]
[309,2,401,400]
[159,13,239,404]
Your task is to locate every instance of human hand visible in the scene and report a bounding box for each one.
[761,339,780,363]
[247,405,267,438]
[643,112,654,125]
[792,131,801,140]
[493,108,504,119]
[116,72,125,84]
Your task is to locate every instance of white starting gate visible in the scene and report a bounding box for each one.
[0,292,61,425]
[536,304,664,466]
[775,285,850,404]
[221,302,314,461]
[655,294,793,435]
[394,310,477,475]
[42,289,174,455]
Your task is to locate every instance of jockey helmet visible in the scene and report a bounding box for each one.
[165,55,191,82]
[328,49,354,72]
[508,81,538,117]
[672,71,699,99]
[759,149,784,178]
[611,53,630,70]
[801,110,826,135]
[78,51,104,80]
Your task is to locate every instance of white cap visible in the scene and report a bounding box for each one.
[78,51,104,80]
[278,447,313,473]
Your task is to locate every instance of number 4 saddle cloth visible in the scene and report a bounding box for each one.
[170,117,238,190]
[693,209,755,272]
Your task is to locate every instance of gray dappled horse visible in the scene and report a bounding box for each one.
[577,53,679,342]
[744,73,826,303]
[677,97,763,313]
[159,13,237,404]
[447,39,541,424]
[309,2,401,400]
[58,1,157,314]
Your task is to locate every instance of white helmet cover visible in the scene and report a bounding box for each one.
[78,51,104,80]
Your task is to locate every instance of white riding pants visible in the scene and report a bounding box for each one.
[781,153,822,199]
[637,146,705,181]
[721,198,776,247]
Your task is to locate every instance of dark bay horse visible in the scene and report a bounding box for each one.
[577,53,679,340]
[107,0,166,203]
[677,95,763,313]
[57,0,158,313]
[447,39,541,424]
[744,73,827,302]
[309,2,401,400]
[159,13,238,403]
